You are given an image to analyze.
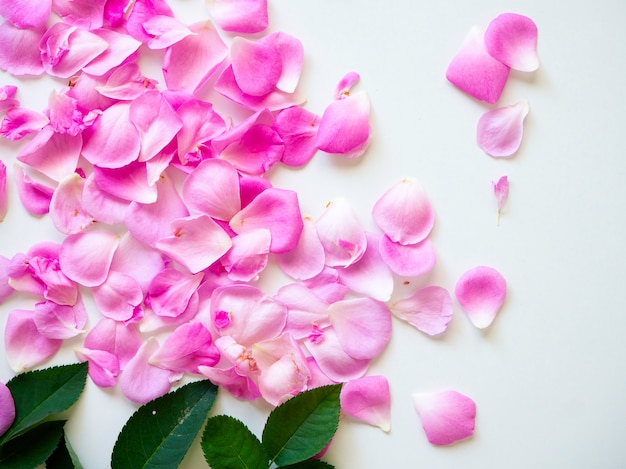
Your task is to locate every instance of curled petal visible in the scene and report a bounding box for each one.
[412,390,476,446]
[49,172,94,235]
[175,99,226,162]
[446,26,510,104]
[455,265,507,328]
[5,309,62,372]
[477,100,529,158]
[390,285,453,336]
[378,235,436,277]
[341,375,391,432]
[120,337,172,404]
[335,72,360,99]
[493,175,509,224]
[0,381,15,436]
[0,0,51,28]
[485,13,539,72]
[209,0,268,33]
[315,198,366,267]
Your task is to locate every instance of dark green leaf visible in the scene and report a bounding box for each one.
[47,431,84,469]
[278,460,335,469]
[201,415,268,469]
[1,362,88,444]
[0,420,65,469]
[262,384,342,467]
[111,379,218,469]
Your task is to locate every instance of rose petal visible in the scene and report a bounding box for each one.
[33,298,87,339]
[477,100,529,158]
[84,318,142,369]
[13,165,55,215]
[276,216,325,280]
[454,265,507,328]
[493,175,509,224]
[412,390,476,446]
[75,348,119,388]
[341,375,391,432]
[484,13,539,72]
[0,160,6,222]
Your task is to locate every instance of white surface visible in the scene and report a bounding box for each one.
[1,0,626,468]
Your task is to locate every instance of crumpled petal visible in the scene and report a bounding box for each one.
[484,13,539,72]
[120,337,173,404]
[455,265,507,328]
[0,22,44,76]
[0,381,15,436]
[33,298,87,339]
[45,90,84,136]
[0,0,51,28]
[378,235,436,277]
[49,172,94,235]
[412,390,476,446]
[477,100,529,157]
[208,0,268,33]
[340,375,391,432]
[446,26,510,104]
[276,216,325,281]
[390,285,453,336]
[315,197,366,267]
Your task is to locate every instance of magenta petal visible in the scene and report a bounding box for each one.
[231,37,282,97]
[455,265,507,328]
[93,161,156,204]
[378,235,436,277]
[209,0,268,33]
[263,32,304,94]
[120,337,173,404]
[341,375,391,432]
[59,227,119,287]
[413,390,476,446]
[5,309,62,372]
[446,26,510,104]
[82,28,141,76]
[0,381,15,436]
[391,285,453,336]
[52,0,106,29]
[1,108,49,140]
[0,22,44,76]
[477,100,529,157]
[485,13,539,72]
[0,0,51,28]
[143,15,194,49]
[49,173,95,235]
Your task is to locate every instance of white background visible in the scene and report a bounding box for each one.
[1,0,626,468]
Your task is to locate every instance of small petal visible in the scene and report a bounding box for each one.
[484,13,539,72]
[341,375,391,432]
[378,235,436,277]
[446,26,510,104]
[5,309,62,372]
[208,0,268,33]
[146,268,203,318]
[13,165,54,215]
[0,381,15,436]
[390,285,453,335]
[455,265,507,328]
[412,390,476,446]
[477,100,529,158]
[150,322,220,373]
[1,107,49,140]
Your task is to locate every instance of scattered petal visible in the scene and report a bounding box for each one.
[477,100,529,157]
[455,265,507,328]
[33,298,87,339]
[231,36,282,97]
[484,13,539,72]
[0,22,45,76]
[412,390,476,446]
[49,172,95,235]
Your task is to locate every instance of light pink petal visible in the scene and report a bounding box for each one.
[52,0,106,29]
[49,172,94,235]
[81,102,140,168]
[59,227,120,287]
[340,375,391,432]
[33,298,86,339]
[163,21,228,94]
[84,318,142,369]
[182,159,241,221]
[316,90,370,158]
[109,233,166,293]
[0,0,51,28]
[372,177,435,245]
[229,188,303,254]
[0,160,6,221]
[92,271,143,322]
[0,381,15,436]
[275,106,319,167]
[446,26,510,104]
[378,235,436,277]
[315,198,366,267]
[17,127,81,182]
[198,365,261,401]
[485,13,539,72]
[1,107,49,140]
[328,297,392,361]
[156,215,233,274]
[4,309,62,372]
[391,285,453,336]
[0,22,44,75]
[143,15,194,49]
[477,100,529,158]
[209,0,268,33]
[262,32,303,94]
[412,390,476,446]
[93,161,156,204]
[81,28,141,76]
[146,268,203,319]
[221,229,271,282]
[120,337,173,404]
[82,173,130,225]
[275,283,330,340]
[150,322,220,373]
[493,175,509,224]
[231,37,282,97]
[46,90,84,136]
[455,265,507,329]
[13,165,55,215]
[276,216,325,280]
[75,347,119,388]
[338,232,394,301]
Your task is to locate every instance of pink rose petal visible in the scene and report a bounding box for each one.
[33,298,87,339]
[455,265,507,328]
[390,285,453,336]
[275,216,325,281]
[13,165,55,215]
[477,100,529,157]
[413,390,476,446]
[485,13,539,72]
[341,375,391,432]
[84,318,141,369]
[75,348,119,388]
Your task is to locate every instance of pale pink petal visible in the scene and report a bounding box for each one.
[156,215,233,274]
[412,390,476,446]
[75,347,119,387]
[81,28,142,76]
[485,13,539,72]
[143,15,194,49]
[338,232,394,301]
[92,271,143,322]
[275,106,319,167]
[52,0,106,29]
[82,173,130,225]
[209,0,268,33]
[1,107,49,140]
[391,285,453,336]
[81,102,140,168]
[163,21,228,93]
[221,229,271,282]
[231,36,282,97]
[493,175,509,224]
[84,318,141,369]
[328,297,391,360]
[109,233,167,293]
[59,227,120,287]
[120,337,173,404]
[198,365,261,400]
[455,265,507,328]
[262,32,303,94]
[0,161,6,221]
[229,188,303,254]
[49,172,94,235]
[477,100,529,157]
[316,90,370,158]
[0,22,44,76]
[315,198,366,267]
[275,283,330,340]
[93,161,157,204]
[0,381,15,436]
[276,216,325,280]
[341,375,391,432]
[378,235,436,277]
[33,298,86,339]
[17,128,81,182]
[182,158,241,221]
[446,26,510,104]
[13,165,54,215]
[150,322,220,373]
[372,177,435,245]
[4,309,62,372]
[0,0,51,28]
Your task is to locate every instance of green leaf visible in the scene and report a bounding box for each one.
[111,379,218,469]
[278,460,335,469]
[262,384,342,467]
[46,431,84,469]
[0,362,88,444]
[0,420,65,468]
[201,415,268,469]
